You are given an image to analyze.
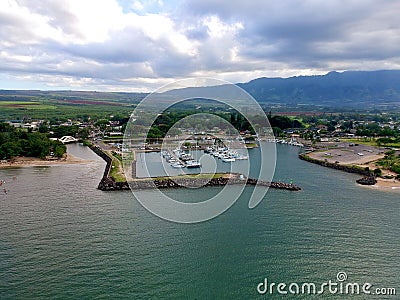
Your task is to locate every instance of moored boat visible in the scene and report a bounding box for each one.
[186,160,201,168]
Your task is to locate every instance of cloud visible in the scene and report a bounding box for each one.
[0,0,399,91]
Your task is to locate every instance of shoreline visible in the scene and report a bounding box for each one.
[359,178,400,192]
[299,152,400,192]
[0,153,93,169]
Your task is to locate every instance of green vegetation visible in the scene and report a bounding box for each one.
[373,168,383,176]
[139,110,303,141]
[356,123,398,137]
[108,151,126,182]
[376,137,400,148]
[343,138,400,148]
[0,90,138,122]
[269,114,303,130]
[139,111,252,140]
[342,138,377,147]
[245,143,258,148]
[111,151,122,162]
[0,101,42,106]
[0,122,66,159]
[152,173,229,181]
[376,150,400,175]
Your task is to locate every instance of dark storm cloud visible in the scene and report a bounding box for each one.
[181,0,400,65]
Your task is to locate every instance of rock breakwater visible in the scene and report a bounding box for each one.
[98,175,301,191]
[356,176,377,185]
[299,153,376,186]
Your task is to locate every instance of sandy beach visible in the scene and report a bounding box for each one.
[0,153,93,169]
[359,178,400,192]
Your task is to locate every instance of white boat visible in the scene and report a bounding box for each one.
[180,153,193,161]
[218,152,228,159]
[171,163,184,168]
[229,151,239,157]
[204,147,213,153]
[222,157,235,162]
[186,160,201,168]
[235,155,248,160]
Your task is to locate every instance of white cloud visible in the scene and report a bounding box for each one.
[0,0,399,91]
[0,51,32,63]
[203,15,242,38]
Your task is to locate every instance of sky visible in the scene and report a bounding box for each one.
[1,0,400,92]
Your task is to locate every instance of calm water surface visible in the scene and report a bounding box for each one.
[0,143,399,299]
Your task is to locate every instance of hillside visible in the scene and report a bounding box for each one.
[237,70,400,107]
[1,70,400,111]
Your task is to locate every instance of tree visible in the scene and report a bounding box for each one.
[38,123,49,133]
[53,144,66,158]
[374,168,382,176]
[272,127,283,137]
[78,127,90,139]
[95,119,110,131]
[0,141,22,159]
[0,122,66,159]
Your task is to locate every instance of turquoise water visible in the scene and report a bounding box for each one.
[0,144,399,299]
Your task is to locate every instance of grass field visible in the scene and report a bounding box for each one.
[342,138,377,146]
[0,101,57,109]
[109,153,126,183]
[342,138,400,148]
[0,98,134,121]
[0,101,40,105]
[152,173,230,181]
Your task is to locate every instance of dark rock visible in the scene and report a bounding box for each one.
[356,176,377,185]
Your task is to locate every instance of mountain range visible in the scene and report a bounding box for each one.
[237,70,400,107]
[1,70,400,109]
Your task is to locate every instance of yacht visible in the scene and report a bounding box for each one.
[186,160,201,168]
[171,162,184,168]
[222,156,235,162]
[204,147,213,153]
[235,155,249,160]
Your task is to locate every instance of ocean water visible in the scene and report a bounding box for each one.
[0,143,398,299]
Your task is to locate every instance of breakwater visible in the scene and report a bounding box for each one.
[98,174,301,191]
[87,144,113,178]
[299,152,377,185]
[88,143,132,190]
[298,153,371,175]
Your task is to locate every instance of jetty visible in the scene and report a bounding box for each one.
[98,172,301,191]
[299,152,378,186]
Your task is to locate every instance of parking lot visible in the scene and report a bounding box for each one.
[308,143,386,165]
